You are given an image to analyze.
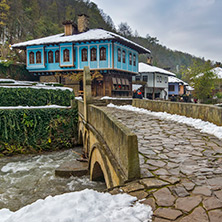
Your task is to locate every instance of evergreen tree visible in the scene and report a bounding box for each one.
[0,0,9,26]
[118,22,132,37]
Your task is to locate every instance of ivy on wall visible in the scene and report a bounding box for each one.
[0,63,35,80]
[0,107,78,156]
[0,88,75,106]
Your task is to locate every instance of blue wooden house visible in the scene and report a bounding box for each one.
[168,76,188,97]
[12,15,150,97]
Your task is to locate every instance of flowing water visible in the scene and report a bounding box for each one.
[0,148,106,211]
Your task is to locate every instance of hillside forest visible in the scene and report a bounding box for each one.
[0,0,217,74]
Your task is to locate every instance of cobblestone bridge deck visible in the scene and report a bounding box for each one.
[103,107,222,222]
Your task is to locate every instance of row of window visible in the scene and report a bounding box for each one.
[117,49,136,66]
[135,75,168,83]
[29,48,106,64]
[83,47,106,62]
[135,75,148,82]
[29,47,137,66]
[157,76,168,83]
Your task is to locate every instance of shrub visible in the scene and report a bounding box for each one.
[0,87,74,106]
[216,92,222,99]
[0,106,78,155]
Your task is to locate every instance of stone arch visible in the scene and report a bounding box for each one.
[89,145,113,188]
[91,161,105,182]
[83,131,89,158]
[78,129,83,146]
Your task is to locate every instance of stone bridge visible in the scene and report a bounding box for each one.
[77,67,222,221]
[78,100,140,188]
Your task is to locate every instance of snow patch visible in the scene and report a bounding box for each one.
[0,189,152,222]
[0,85,73,91]
[101,96,132,100]
[0,105,71,109]
[107,104,222,140]
[74,96,83,100]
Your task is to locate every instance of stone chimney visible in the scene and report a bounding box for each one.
[62,20,74,36]
[78,14,89,33]
[62,20,78,35]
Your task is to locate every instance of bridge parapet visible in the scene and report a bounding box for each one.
[78,67,140,188]
[78,100,140,188]
[133,99,222,126]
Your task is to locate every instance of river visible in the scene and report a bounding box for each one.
[0,148,106,211]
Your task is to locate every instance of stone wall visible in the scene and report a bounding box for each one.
[91,99,132,106]
[132,99,222,126]
[40,75,58,82]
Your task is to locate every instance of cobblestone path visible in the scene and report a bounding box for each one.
[103,107,222,222]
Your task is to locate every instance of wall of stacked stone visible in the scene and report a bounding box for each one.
[132,99,222,126]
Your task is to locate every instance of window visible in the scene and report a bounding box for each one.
[100,47,106,60]
[133,54,136,66]
[63,49,70,62]
[169,85,175,92]
[135,76,140,81]
[91,47,97,61]
[157,76,160,83]
[29,52,34,64]
[118,48,121,62]
[142,75,148,82]
[36,51,41,64]
[160,76,162,83]
[122,50,126,63]
[55,50,59,63]
[165,77,168,83]
[48,51,54,63]
[82,48,87,62]
[129,53,132,65]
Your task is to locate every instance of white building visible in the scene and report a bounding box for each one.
[133,62,175,100]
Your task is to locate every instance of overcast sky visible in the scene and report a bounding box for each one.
[92,0,222,62]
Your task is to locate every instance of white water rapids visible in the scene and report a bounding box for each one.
[0,149,105,211]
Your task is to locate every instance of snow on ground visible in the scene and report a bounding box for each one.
[75,96,83,100]
[0,78,15,82]
[107,104,222,140]
[0,105,71,109]
[0,85,73,91]
[0,189,152,222]
[101,96,132,100]
[215,103,222,107]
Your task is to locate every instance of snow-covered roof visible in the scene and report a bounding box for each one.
[139,62,175,76]
[186,86,194,91]
[132,84,142,91]
[168,76,188,85]
[212,67,222,79]
[12,29,150,54]
[196,67,222,79]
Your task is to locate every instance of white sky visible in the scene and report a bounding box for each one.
[92,0,222,62]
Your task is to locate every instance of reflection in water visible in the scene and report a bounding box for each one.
[0,149,106,211]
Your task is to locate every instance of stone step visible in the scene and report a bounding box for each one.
[55,160,89,178]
